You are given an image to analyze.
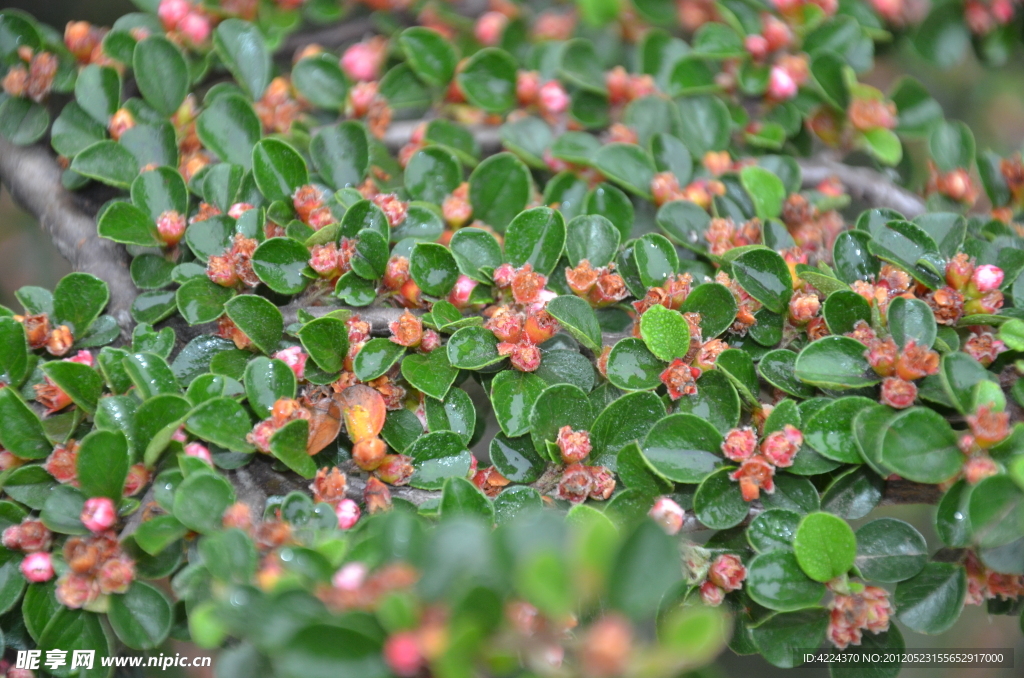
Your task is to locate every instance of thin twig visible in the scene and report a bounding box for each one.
[797,157,927,218]
[0,137,138,336]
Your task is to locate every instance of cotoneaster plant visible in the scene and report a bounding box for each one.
[0,0,1024,677]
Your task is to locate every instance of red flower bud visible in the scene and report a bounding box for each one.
[556,426,592,464]
[730,456,775,501]
[708,553,747,592]
[722,427,758,463]
[335,498,361,530]
[375,454,414,485]
[384,632,423,677]
[81,497,117,533]
[20,552,54,583]
[761,425,802,468]
[649,496,685,534]
[699,580,725,606]
[880,377,917,409]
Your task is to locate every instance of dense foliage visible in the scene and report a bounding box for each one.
[1,0,1024,676]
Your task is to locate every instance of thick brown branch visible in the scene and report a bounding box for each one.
[0,137,138,335]
[797,157,927,217]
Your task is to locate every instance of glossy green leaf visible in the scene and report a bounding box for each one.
[594,143,656,198]
[504,207,566,276]
[214,19,271,99]
[855,518,928,583]
[401,348,458,400]
[457,47,517,114]
[173,471,236,534]
[887,296,936,349]
[748,508,802,553]
[529,383,593,457]
[643,413,724,483]
[133,36,188,116]
[244,356,296,420]
[270,419,317,479]
[292,54,348,110]
[108,581,172,651]
[793,512,857,582]
[589,390,665,468]
[186,397,254,454]
[311,122,369,190]
[795,336,879,389]
[731,248,792,314]
[675,369,741,435]
[680,283,737,338]
[76,429,129,500]
[545,295,601,351]
[968,475,1024,549]
[70,139,139,188]
[252,138,308,204]
[196,95,261,169]
[176,278,234,325]
[399,27,457,87]
[894,562,966,635]
[441,476,494,521]
[879,407,961,484]
[489,433,546,484]
[746,551,826,611]
[750,608,829,669]
[75,64,121,125]
[410,242,460,298]
[490,370,547,438]
[822,289,871,335]
[693,466,748,529]
[606,337,663,391]
[638,304,690,362]
[409,431,471,490]
[224,295,283,355]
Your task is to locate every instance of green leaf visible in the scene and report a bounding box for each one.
[176,278,234,325]
[887,296,936,349]
[274,624,388,678]
[489,370,547,438]
[409,431,471,490]
[353,338,406,382]
[401,349,458,400]
[108,581,172,651]
[529,383,593,457]
[298,317,349,374]
[546,296,601,352]
[0,316,29,387]
[731,248,793,314]
[404,146,461,205]
[292,54,349,110]
[855,518,928,583]
[605,337,664,391]
[124,352,180,400]
[0,387,52,459]
[38,360,101,415]
[244,356,296,419]
[929,120,975,172]
[762,475,821,514]
[638,304,690,362]
[489,433,546,483]
[51,101,105,157]
[252,138,308,204]
[447,326,502,370]
[609,520,680,620]
[53,272,108,337]
[740,166,786,220]
[450,228,503,283]
[863,127,903,166]
[676,95,731,156]
[410,242,460,298]
[173,471,236,534]
[270,419,317,479]
[894,562,966,635]
[0,97,49,145]
[746,551,826,611]
[399,27,457,87]
[588,391,664,470]
[70,140,139,189]
[133,36,188,116]
[504,207,566,276]
[748,508,802,553]
[795,336,879,389]
[214,19,271,99]
[457,47,517,114]
[441,476,494,521]
[675,369,741,435]
[76,429,129,499]
[593,143,656,199]
[311,122,369,190]
[715,348,760,406]
[879,407,961,484]
[196,95,261,169]
[564,214,620,268]
[634,233,679,288]
[642,413,724,483]
[968,475,1024,549]
[617,441,672,496]
[252,238,312,295]
[680,283,737,338]
[224,295,283,354]
[750,608,830,669]
[132,166,188,223]
[758,349,816,399]
[138,394,192,466]
[822,289,871,335]
[793,512,857,582]
[74,64,121,125]
[803,396,875,464]
[133,515,188,556]
[940,352,994,415]
[693,466,748,529]
[186,397,254,453]
[425,388,476,445]
[469,152,531,233]
[97,201,161,247]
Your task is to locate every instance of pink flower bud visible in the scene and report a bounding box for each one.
[66,350,94,368]
[341,42,382,82]
[80,496,117,533]
[2,526,20,549]
[157,210,186,247]
[420,329,441,353]
[335,498,361,530]
[20,552,54,582]
[158,0,190,30]
[384,632,423,677]
[273,346,308,381]
[228,202,255,219]
[708,553,747,592]
[184,442,212,464]
[972,265,1004,293]
[963,456,1000,485]
[447,275,478,309]
[699,580,725,606]
[556,426,592,464]
[767,66,798,100]
[649,497,685,534]
[722,427,758,462]
[744,34,769,60]
[475,12,509,46]
[179,12,211,44]
[171,426,188,443]
[332,561,367,589]
[761,425,802,468]
[538,81,570,115]
[492,263,516,288]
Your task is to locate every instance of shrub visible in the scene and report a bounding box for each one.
[0,1,1023,677]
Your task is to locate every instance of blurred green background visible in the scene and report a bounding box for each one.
[0,2,1021,677]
